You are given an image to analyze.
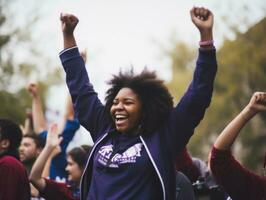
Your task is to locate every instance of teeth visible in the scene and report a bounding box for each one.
[115,114,127,119]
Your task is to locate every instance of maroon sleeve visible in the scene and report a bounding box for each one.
[0,156,30,200]
[40,178,77,200]
[175,148,201,182]
[210,146,266,200]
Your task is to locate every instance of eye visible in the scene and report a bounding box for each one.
[112,100,118,105]
[124,101,133,105]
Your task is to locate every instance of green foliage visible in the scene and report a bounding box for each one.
[213,17,266,171]
[165,41,196,103]
[0,0,62,124]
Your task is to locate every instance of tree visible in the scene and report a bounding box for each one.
[0,0,62,125]
[165,41,196,103]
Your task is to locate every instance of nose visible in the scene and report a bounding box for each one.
[114,102,124,110]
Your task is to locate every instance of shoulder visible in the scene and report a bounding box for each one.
[0,156,27,179]
[41,178,77,200]
[0,155,24,169]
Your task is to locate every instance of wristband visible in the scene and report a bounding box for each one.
[199,40,214,46]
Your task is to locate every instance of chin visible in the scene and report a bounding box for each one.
[116,127,125,132]
[116,125,130,132]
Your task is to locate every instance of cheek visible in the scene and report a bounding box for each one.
[131,107,142,121]
[71,166,82,179]
[110,106,115,116]
[110,108,117,123]
[70,165,78,173]
[24,147,30,153]
[29,147,36,153]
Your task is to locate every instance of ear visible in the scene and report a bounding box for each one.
[0,139,10,150]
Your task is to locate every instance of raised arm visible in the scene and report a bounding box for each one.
[29,124,62,192]
[20,108,34,135]
[210,92,266,199]
[28,83,47,134]
[214,92,266,150]
[62,49,87,123]
[168,7,217,153]
[59,13,109,141]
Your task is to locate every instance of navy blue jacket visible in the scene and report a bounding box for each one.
[59,47,217,200]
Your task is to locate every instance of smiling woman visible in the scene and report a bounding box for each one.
[109,87,143,135]
[59,6,217,200]
[106,70,173,135]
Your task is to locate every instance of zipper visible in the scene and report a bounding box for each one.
[80,132,108,200]
[140,136,166,200]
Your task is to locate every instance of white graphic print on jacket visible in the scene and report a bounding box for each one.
[98,143,143,168]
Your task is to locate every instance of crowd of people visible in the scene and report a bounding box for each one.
[0,6,265,200]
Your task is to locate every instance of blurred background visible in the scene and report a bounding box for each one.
[0,0,265,172]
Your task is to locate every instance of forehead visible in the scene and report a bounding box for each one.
[67,155,75,163]
[21,137,36,145]
[115,87,139,99]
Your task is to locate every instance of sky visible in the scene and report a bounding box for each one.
[7,0,266,146]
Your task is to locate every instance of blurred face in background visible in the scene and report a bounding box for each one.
[19,137,40,162]
[66,155,83,183]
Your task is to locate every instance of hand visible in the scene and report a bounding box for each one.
[46,123,63,149]
[60,13,79,36]
[27,83,39,98]
[246,92,266,114]
[190,7,213,41]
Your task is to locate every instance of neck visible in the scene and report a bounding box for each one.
[123,125,142,136]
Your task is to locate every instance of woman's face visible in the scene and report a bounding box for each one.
[65,155,83,183]
[110,87,142,134]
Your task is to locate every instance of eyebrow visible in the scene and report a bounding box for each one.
[114,97,136,102]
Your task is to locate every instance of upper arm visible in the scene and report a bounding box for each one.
[210,147,265,199]
[166,49,217,154]
[60,47,110,141]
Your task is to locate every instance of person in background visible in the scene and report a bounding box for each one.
[29,123,92,200]
[210,92,266,200]
[19,108,46,198]
[28,83,80,182]
[0,118,30,200]
[19,133,44,175]
[59,6,217,200]
[176,148,229,200]
[175,170,196,200]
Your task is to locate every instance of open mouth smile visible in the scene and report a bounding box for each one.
[115,114,128,126]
